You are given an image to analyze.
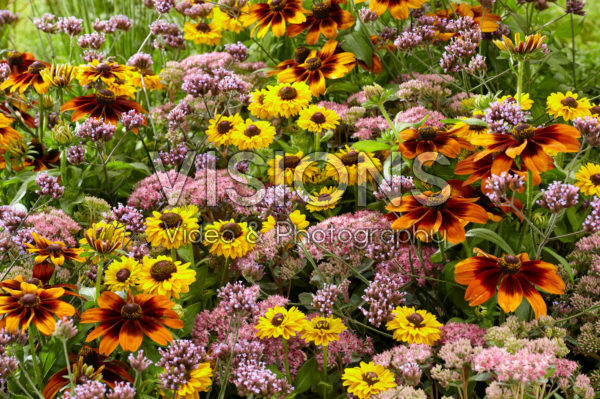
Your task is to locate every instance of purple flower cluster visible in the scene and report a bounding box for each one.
[0,205,27,233]
[158,143,188,167]
[175,0,214,18]
[439,322,487,346]
[484,100,528,134]
[77,32,105,49]
[566,0,586,15]
[35,173,64,199]
[312,282,348,317]
[360,271,407,326]
[217,282,260,315]
[77,118,116,142]
[440,17,481,73]
[157,339,205,391]
[224,41,249,62]
[69,380,106,399]
[93,15,133,33]
[106,382,136,399]
[66,145,86,165]
[108,203,146,233]
[0,9,18,26]
[182,72,216,97]
[583,196,600,233]
[154,0,176,13]
[25,207,81,246]
[573,116,600,147]
[56,16,84,36]
[374,175,415,200]
[120,110,146,132]
[128,350,152,372]
[232,359,292,398]
[537,181,579,213]
[358,8,378,22]
[484,172,526,205]
[394,106,446,129]
[33,13,58,33]
[150,20,184,49]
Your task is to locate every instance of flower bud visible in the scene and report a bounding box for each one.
[51,120,74,145]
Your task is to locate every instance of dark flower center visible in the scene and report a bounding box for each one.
[313,2,332,19]
[45,243,63,253]
[363,371,379,386]
[305,57,322,71]
[221,222,243,241]
[19,293,40,308]
[28,61,46,75]
[282,155,301,169]
[512,123,535,141]
[423,194,448,209]
[294,47,309,64]
[217,120,233,134]
[121,303,142,320]
[278,86,298,100]
[591,174,600,185]
[150,260,177,281]
[271,312,285,326]
[314,320,330,329]
[560,96,578,108]
[116,268,131,282]
[317,193,332,201]
[499,254,521,273]
[196,22,210,32]
[94,63,111,74]
[407,312,424,327]
[417,126,437,141]
[310,112,326,124]
[244,124,261,137]
[341,150,360,166]
[591,105,600,115]
[160,212,183,229]
[7,51,24,67]
[26,278,42,287]
[79,345,99,366]
[95,89,116,104]
[269,0,286,11]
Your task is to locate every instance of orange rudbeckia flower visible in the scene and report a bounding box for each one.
[43,345,133,399]
[278,39,355,96]
[0,60,51,94]
[287,0,354,44]
[26,232,85,266]
[471,123,581,184]
[0,282,76,335]
[60,89,147,125]
[454,152,523,191]
[386,185,488,244]
[369,0,427,20]
[0,51,39,76]
[455,251,565,318]
[242,0,308,38]
[398,126,473,160]
[80,291,183,355]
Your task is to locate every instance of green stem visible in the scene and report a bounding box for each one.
[95,255,104,302]
[61,339,75,392]
[321,346,328,399]
[314,130,320,151]
[516,59,525,105]
[282,337,291,384]
[28,331,42,390]
[220,257,230,286]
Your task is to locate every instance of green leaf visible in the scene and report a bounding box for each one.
[340,32,372,66]
[542,247,574,283]
[351,140,393,152]
[292,357,319,395]
[466,228,514,254]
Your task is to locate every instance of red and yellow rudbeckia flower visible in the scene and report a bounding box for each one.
[455,251,565,318]
[242,0,308,38]
[287,0,354,44]
[80,291,183,355]
[277,40,355,96]
[470,123,581,184]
